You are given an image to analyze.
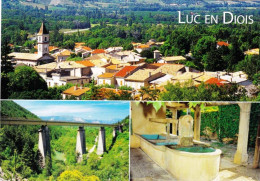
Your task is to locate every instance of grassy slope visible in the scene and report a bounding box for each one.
[1,100,39,119]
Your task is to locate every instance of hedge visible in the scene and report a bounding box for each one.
[180,104,260,147]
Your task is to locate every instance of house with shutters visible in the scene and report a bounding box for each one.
[114,66,139,87]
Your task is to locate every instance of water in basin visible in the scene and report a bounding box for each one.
[141,134,178,146]
[175,146,216,153]
[141,134,166,140]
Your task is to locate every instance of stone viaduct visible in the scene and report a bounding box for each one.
[1,117,124,166]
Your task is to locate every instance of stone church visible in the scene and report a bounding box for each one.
[9,22,55,66]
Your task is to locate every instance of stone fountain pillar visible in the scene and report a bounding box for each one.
[193,105,201,141]
[178,115,194,147]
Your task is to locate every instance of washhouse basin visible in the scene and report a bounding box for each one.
[140,134,178,146]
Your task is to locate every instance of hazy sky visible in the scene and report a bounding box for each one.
[14,100,129,124]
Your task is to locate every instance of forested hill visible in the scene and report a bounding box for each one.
[1,100,39,119]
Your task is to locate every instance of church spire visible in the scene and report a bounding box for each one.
[37,22,49,56]
[38,22,49,35]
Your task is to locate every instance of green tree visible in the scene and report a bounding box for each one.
[236,55,260,80]
[123,43,133,50]
[7,66,48,93]
[202,45,226,71]
[192,36,216,69]
[140,50,153,59]
[1,40,14,98]
[226,40,244,71]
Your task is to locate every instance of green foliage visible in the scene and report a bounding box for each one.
[57,170,99,181]
[67,57,83,61]
[1,102,129,180]
[0,101,41,177]
[200,104,260,147]
[236,55,260,80]
[7,66,47,92]
[1,101,39,118]
[253,73,260,85]
[105,91,132,100]
[140,50,153,59]
[63,40,75,49]
[139,86,160,100]
[147,101,165,112]
[123,43,133,50]
[145,58,155,64]
[159,82,246,101]
[192,36,216,59]
[118,85,133,91]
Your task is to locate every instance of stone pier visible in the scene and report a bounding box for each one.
[76,126,86,162]
[97,127,106,155]
[38,125,51,168]
[234,103,251,165]
[119,125,123,133]
[113,127,118,139]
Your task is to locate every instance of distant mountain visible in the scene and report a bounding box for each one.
[1,100,40,119]
[40,115,122,124]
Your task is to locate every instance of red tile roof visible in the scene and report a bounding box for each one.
[205,78,227,86]
[81,46,92,51]
[76,60,95,67]
[98,72,115,79]
[217,41,229,47]
[92,49,106,54]
[63,86,90,96]
[115,66,138,78]
[150,63,166,67]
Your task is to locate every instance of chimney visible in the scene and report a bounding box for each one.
[149,72,152,77]
[185,66,189,72]
[74,85,77,90]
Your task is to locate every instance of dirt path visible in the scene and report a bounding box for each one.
[88,136,98,155]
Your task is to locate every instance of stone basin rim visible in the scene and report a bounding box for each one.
[135,133,222,157]
[166,147,222,157]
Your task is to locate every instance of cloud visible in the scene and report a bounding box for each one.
[29,105,96,116]
[73,117,85,122]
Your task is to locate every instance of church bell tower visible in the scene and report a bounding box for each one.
[37,22,49,56]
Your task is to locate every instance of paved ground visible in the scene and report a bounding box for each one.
[219,157,260,181]
[130,148,260,181]
[130,148,176,181]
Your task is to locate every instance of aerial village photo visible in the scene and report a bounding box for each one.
[0,100,130,180]
[1,0,260,181]
[1,0,259,101]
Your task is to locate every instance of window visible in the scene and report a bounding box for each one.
[120,80,123,86]
[39,37,41,42]
[45,37,47,41]
[103,80,105,85]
